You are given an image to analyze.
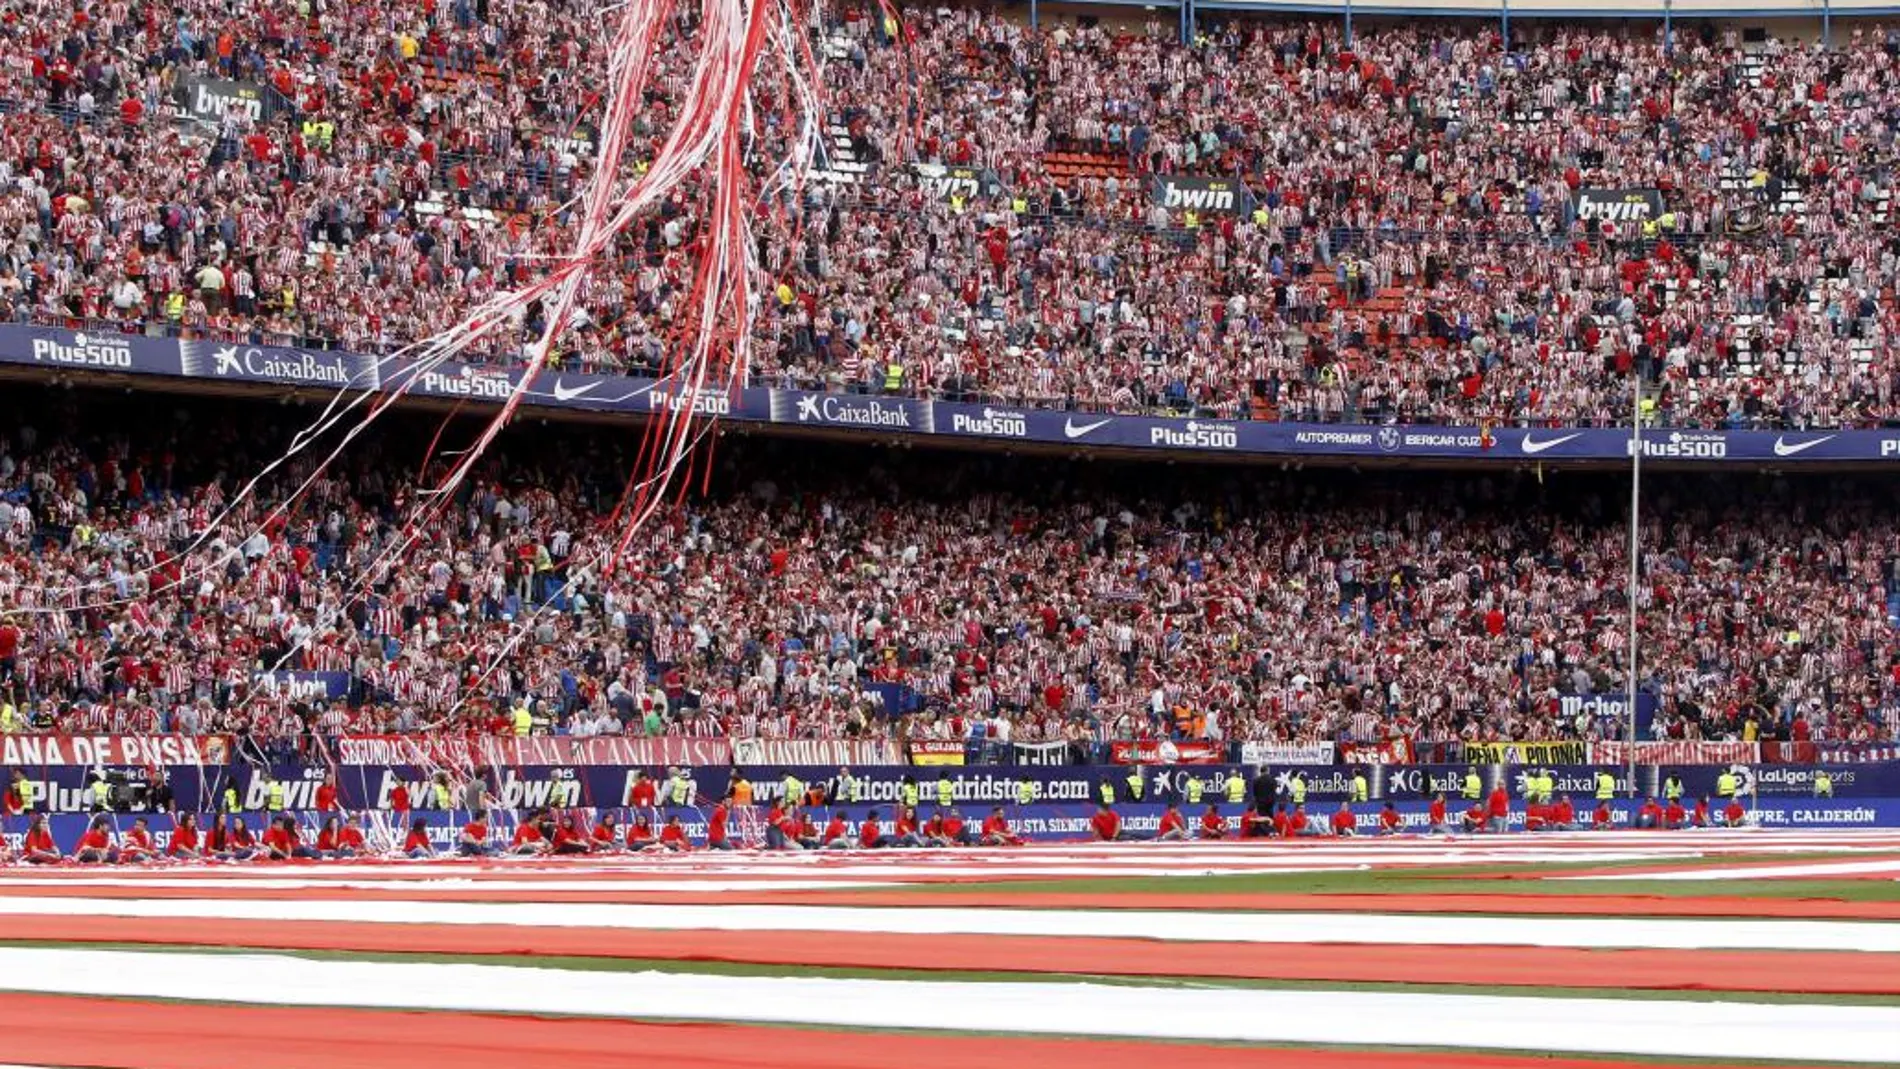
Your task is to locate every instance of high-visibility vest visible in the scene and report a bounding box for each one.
[1350,775,1368,802]
[1716,773,1739,798]
[164,292,185,321]
[1097,781,1114,806]
[783,775,803,803]
[1663,777,1683,801]
[1814,772,1833,797]
[91,778,111,808]
[842,775,862,803]
[670,775,691,804]
[1184,776,1203,805]
[432,783,451,809]
[1225,775,1244,803]
[1017,781,1034,805]
[0,704,17,732]
[900,782,919,807]
[15,779,33,810]
[1124,772,1144,801]
[512,706,532,736]
[1595,772,1616,801]
[883,363,904,392]
[267,781,285,811]
[221,786,239,812]
[935,780,952,807]
[1463,773,1482,799]
[1289,776,1306,805]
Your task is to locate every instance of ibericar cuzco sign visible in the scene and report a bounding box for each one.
[9,323,1900,464]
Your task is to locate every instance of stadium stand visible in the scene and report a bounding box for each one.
[0,387,1894,751]
[2,7,1898,427]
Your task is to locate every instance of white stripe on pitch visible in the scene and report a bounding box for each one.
[0,948,1892,1063]
[0,897,1891,953]
[1557,858,1900,881]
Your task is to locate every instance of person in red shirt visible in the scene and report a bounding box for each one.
[1198,805,1228,840]
[766,804,804,851]
[1378,802,1403,836]
[1487,785,1510,833]
[1329,803,1357,837]
[658,816,690,851]
[551,816,592,858]
[404,819,436,858]
[1525,801,1547,833]
[1271,806,1290,837]
[551,815,593,855]
[858,810,887,849]
[622,814,654,850]
[1090,802,1122,841]
[1593,801,1614,830]
[795,811,823,849]
[459,812,491,856]
[1155,804,1189,842]
[923,811,945,844]
[123,817,159,860]
[891,807,926,847]
[1550,796,1577,831]
[1692,796,1712,828]
[706,800,734,850]
[316,816,345,856]
[820,812,851,849]
[389,783,412,827]
[219,816,260,861]
[1663,799,1687,830]
[73,816,117,864]
[1723,798,1747,827]
[627,771,658,808]
[590,813,624,851]
[168,813,203,859]
[314,774,339,813]
[265,817,319,860]
[981,807,1022,846]
[1290,804,1325,838]
[940,809,972,846]
[1463,802,1488,833]
[20,813,60,864]
[1637,797,1665,830]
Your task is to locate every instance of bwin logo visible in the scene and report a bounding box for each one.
[193,83,264,122]
[949,407,1027,437]
[1162,183,1236,211]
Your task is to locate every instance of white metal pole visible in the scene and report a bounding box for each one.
[1627,367,1641,796]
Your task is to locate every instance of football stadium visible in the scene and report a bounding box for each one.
[0,0,1899,1064]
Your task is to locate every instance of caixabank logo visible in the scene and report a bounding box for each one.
[772,390,933,433]
[181,341,380,389]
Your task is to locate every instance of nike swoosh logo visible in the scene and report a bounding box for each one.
[1064,417,1112,439]
[1520,433,1583,455]
[1773,435,1835,457]
[551,379,603,402]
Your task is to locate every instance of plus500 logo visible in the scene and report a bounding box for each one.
[1149,422,1239,450]
[1628,433,1726,460]
[30,332,133,368]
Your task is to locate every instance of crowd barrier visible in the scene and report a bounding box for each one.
[12,322,1900,464]
[8,794,1898,856]
[7,760,1894,816]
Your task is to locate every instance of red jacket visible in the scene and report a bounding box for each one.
[1090,809,1121,840]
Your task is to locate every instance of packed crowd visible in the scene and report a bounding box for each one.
[4,1,1900,426]
[0,388,1896,751]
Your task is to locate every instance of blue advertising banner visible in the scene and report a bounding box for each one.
[251,671,351,702]
[6,323,1900,464]
[11,796,1900,854]
[10,761,1895,816]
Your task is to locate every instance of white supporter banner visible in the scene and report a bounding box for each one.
[730,738,901,766]
[1240,741,1336,765]
[1591,741,1760,765]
